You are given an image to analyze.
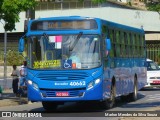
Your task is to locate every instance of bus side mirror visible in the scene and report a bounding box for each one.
[105,38,111,51]
[19,37,25,53]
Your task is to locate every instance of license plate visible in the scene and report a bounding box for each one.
[153,81,160,83]
[56,92,69,97]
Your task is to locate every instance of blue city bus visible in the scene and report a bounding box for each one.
[19,16,147,110]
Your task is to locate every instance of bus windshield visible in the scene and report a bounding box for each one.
[27,34,101,69]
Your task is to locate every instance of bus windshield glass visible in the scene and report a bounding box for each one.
[28,34,101,69]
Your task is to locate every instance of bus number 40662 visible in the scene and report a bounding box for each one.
[70,81,86,86]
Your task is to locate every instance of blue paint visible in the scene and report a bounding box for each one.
[19,16,146,106]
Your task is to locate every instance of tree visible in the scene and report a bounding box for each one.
[145,0,160,14]
[79,0,106,3]
[91,0,160,14]
[90,0,106,3]
[7,50,24,66]
[0,0,36,31]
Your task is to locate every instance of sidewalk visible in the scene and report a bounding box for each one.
[0,88,29,107]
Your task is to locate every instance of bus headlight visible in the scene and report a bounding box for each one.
[87,78,101,90]
[28,80,32,85]
[87,81,94,90]
[33,83,39,90]
[95,78,100,84]
[28,80,39,90]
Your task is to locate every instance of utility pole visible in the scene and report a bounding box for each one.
[4,28,7,89]
[0,21,8,90]
[25,8,35,32]
[26,8,35,20]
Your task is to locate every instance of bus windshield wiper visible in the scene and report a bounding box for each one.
[70,32,83,51]
[76,32,83,41]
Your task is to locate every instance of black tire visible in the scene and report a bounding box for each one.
[42,102,58,111]
[100,83,116,109]
[129,76,138,101]
[121,95,128,102]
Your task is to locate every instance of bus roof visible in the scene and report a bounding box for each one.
[34,16,94,21]
[103,20,144,34]
[30,16,144,34]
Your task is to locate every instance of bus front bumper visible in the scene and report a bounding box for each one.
[27,82,103,102]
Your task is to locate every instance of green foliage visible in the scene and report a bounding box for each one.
[146,0,160,13]
[7,50,24,66]
[156,54,160,65]
[79,0,106,3]
[127,2,132,6]
[0,0,36,31]
[91,0,106,3]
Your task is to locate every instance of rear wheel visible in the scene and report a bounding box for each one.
[100,83,116,109]
[42,102,58,111]
[129,76,138,101]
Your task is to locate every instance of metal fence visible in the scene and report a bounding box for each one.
[146,41,160,64]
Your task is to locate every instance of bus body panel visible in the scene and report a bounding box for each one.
[19,16,147,108]
[27,58,147,102]
[28,81,104,101]
[27,67,107,101]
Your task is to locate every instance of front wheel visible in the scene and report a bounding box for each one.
[42,102,58,111]
[100,83,116,109]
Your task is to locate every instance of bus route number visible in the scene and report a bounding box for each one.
[70,81,86,86]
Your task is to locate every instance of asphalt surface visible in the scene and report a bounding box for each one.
[0,88,28,107]
[0,76,29,107]
[0,79,159,120]
[0,86,160,120]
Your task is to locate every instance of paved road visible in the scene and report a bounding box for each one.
[0,79,160,113]
[0,88,159,111]
[0,79,159,120]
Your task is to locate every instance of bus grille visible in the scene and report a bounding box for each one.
[36,71,89,81]
[40,88,85,97]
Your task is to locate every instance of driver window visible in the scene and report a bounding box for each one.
[31,37,42,61]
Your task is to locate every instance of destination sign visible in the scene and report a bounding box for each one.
[33,60,61,69]
[30,19,97,31]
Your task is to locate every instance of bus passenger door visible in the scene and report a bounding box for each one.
[103,37,111,98]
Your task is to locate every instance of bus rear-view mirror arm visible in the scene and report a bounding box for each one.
[18,37,25,53]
